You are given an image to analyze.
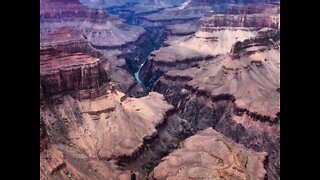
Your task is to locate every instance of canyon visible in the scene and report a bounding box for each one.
[40,0,280,179]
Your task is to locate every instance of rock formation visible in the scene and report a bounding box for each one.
[40,45,105,100]
[39,33,174,178]
[40,144,133,180]
[40,0,280,179]
[40,0,91,35]
[40,87,173,179]
[140,2,280,179]
[82,6,145,48]
[162,28,280,118]
[40,4,175,178]
[150,128,267,180]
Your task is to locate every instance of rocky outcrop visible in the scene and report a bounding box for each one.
[200,13,279,29]
[40,27,110,101]
[40,0,91,35]
[192,1,280,15]
[215,3,280,14]
[40,144,132,180]
[40,88,173,179]
[40,46,107,100]
[138,6,210,27]
[153,41,280,118]
[82,6,145,48]
[40,146,65,180]
[230,28,280,58]
[149,8,280,117]
[151,77,280,179]
[40,27,104,58]
[150,128,267,180]
[142,2,280,179]
[166,21,200,36]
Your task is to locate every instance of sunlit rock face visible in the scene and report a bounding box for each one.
[40,47,103,100]
[150,128,267,180]
[40,88,173,179]
[158,28,280,118]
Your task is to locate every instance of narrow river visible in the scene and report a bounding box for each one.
[134,48,155,84]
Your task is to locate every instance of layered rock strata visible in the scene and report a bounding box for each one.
[200,13,279,29]
[136,5,211,27]
[150,128,267,180]
[142,3,280,179]
[40,0,146,51]
[40,87,173,179]
[82,6,145,48]
[40,1,280,179]
[40,0,91,35]
[40,27,103,57]
[164,33,280,118]
[40,46,106,100]
[40,144,133,180]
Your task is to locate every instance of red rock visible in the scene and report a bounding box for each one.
[40,46,103,99]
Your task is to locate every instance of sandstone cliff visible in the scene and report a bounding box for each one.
[40,46,106,100]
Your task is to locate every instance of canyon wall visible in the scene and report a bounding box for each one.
[141,2,280,179]
[40,1,280,179]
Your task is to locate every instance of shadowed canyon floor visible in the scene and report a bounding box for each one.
[40,0,280,179]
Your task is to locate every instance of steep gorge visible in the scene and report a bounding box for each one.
[126,2,280,179]
[40,0,280,179]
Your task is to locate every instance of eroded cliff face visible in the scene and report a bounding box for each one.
[40,0,91,35]
[39,37,175,179]
[40,46,106,100]
[141,2,280,179]
[40,87,173,179]
[40,144,133,180]
[82,7,145,49]
[40,27,110,102]
[150,128,267,180]
[40,8,176,178]
[40,0,148,63]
